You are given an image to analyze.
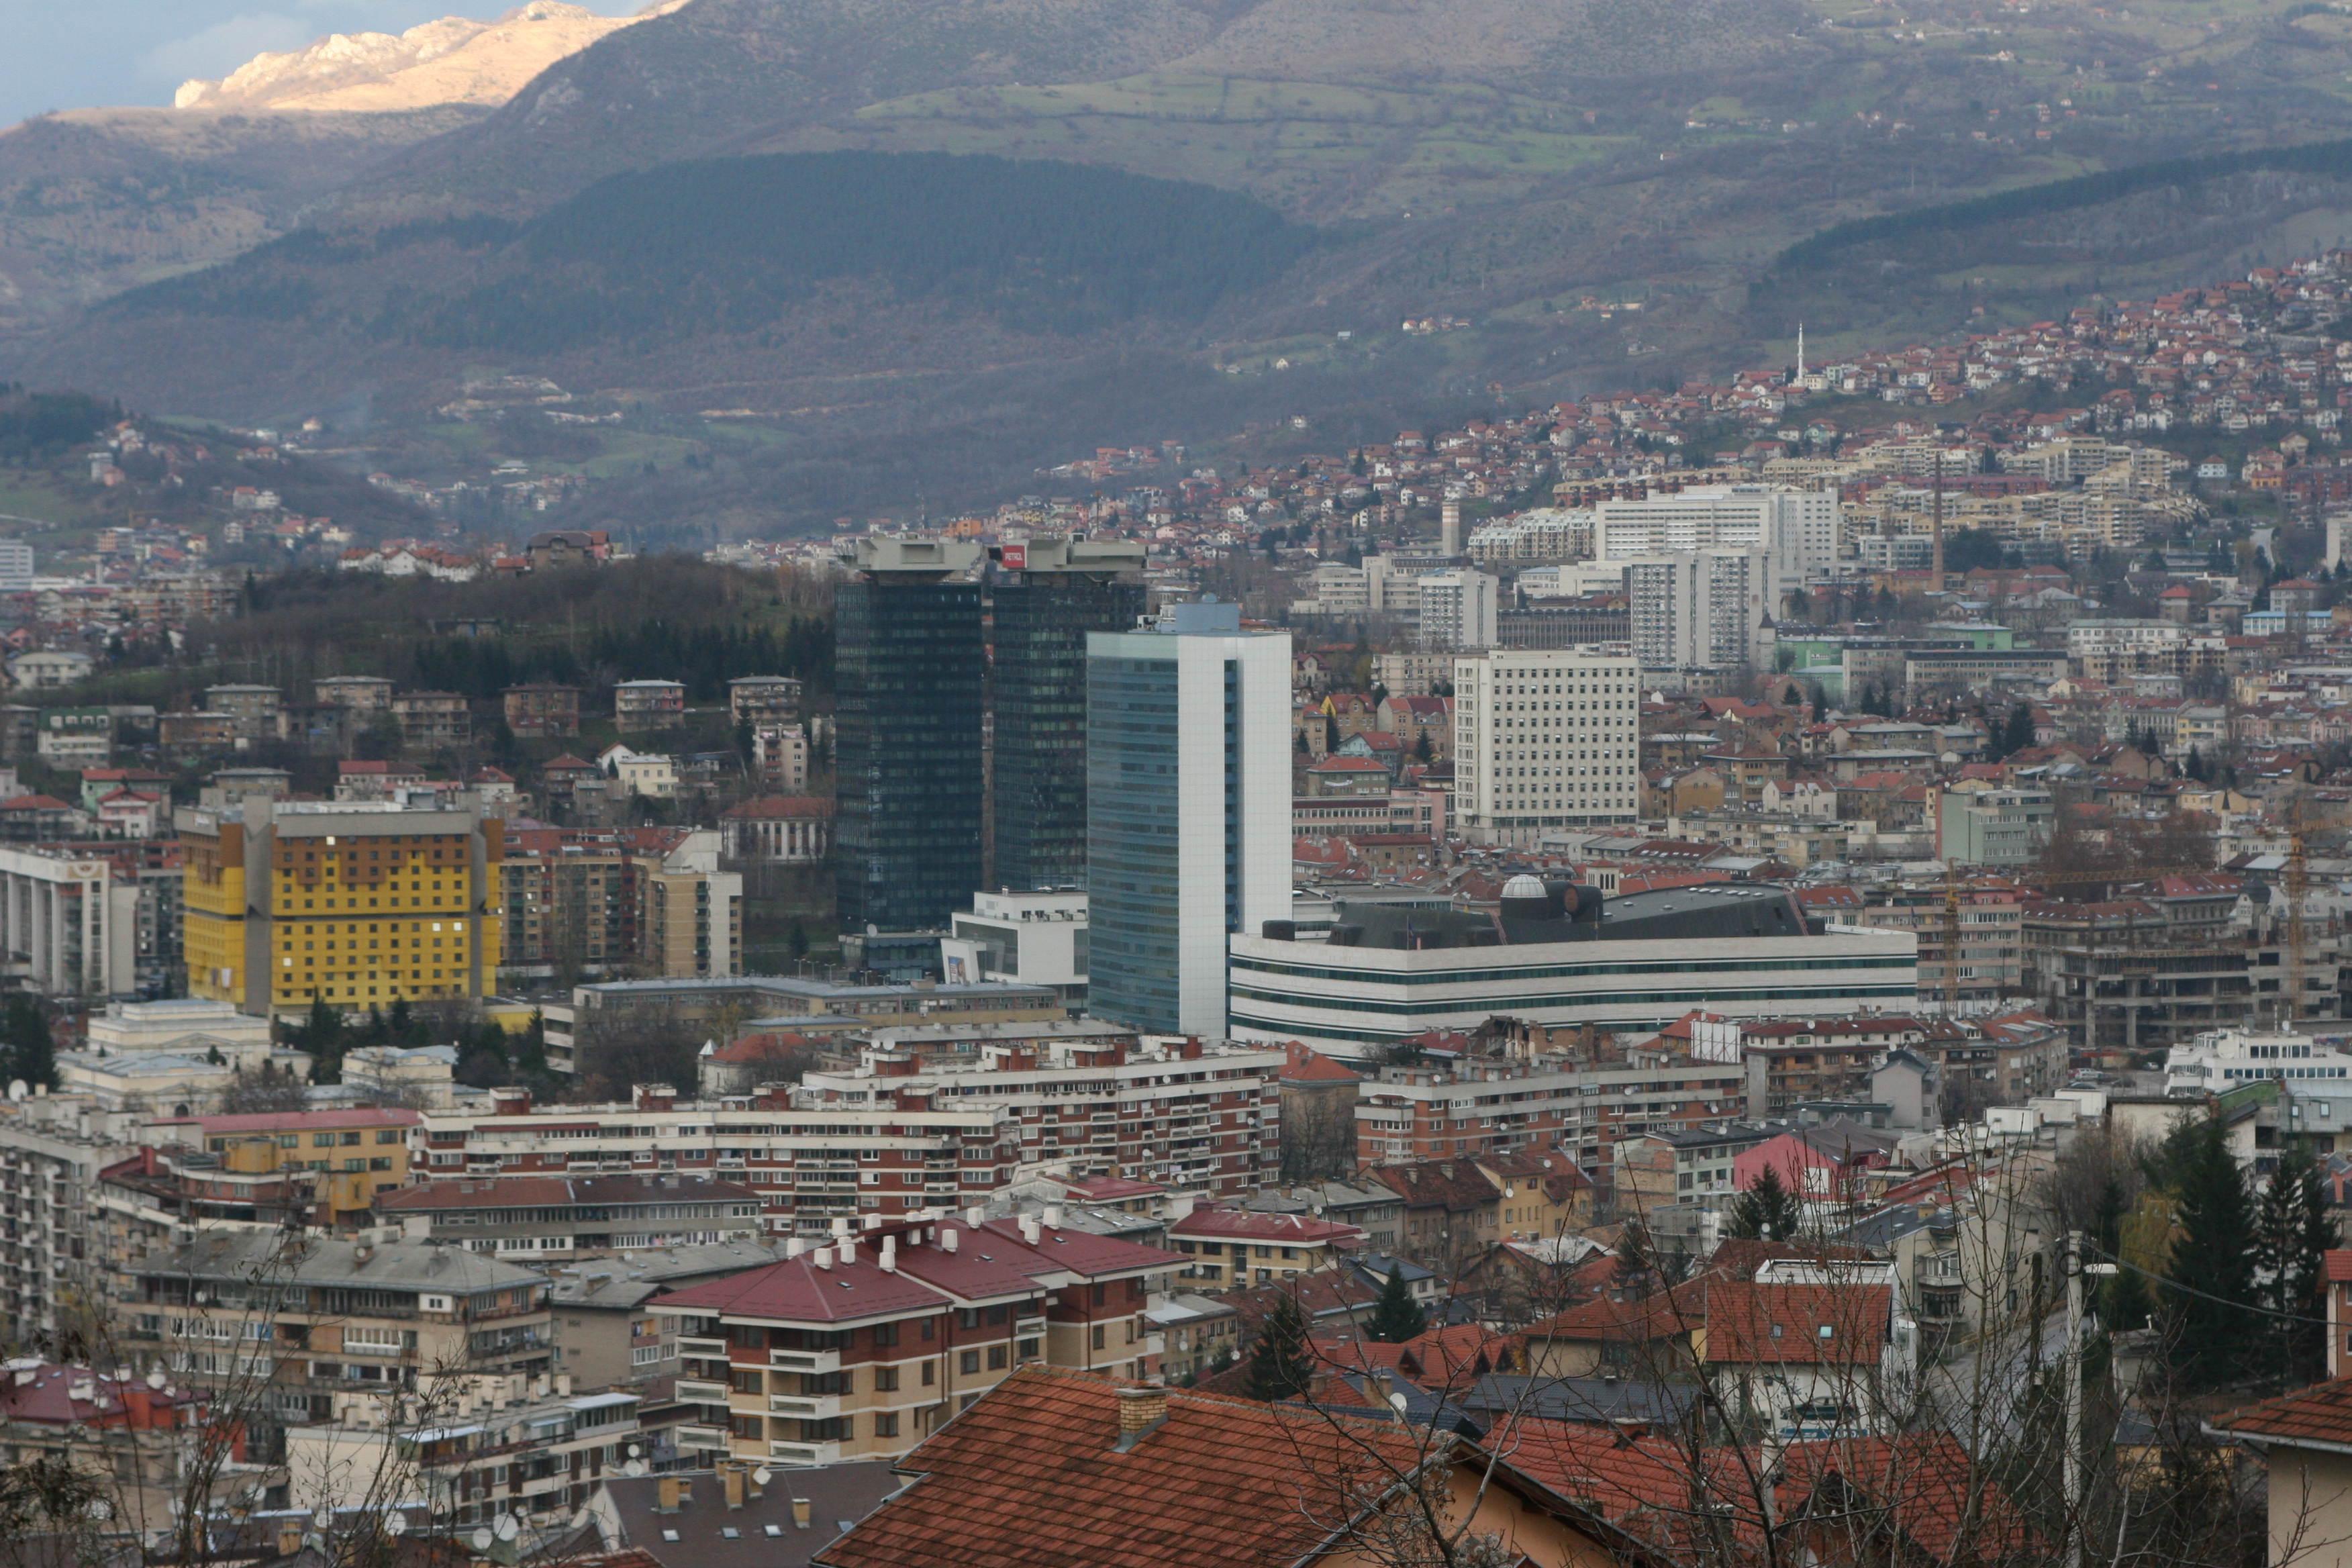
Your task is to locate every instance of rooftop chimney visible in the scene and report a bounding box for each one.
[965,1206,986,1226]
[879,1236,897,1273]
[277,1524,304,1557]
[813,1246,834,1270]
[785,1237,807,1259]
[1042,1204,1065,1229]
[940,1226,959,1253]
[654,1476,682,1514]
[492,1087,531,1116]
[838,1238,857,1267]
[722,1467,745,1512]
[1018,1216,1042,1245]
[1113,1384,1170,1451]
[634,1083,676,1113]
[790,1498,812,1531]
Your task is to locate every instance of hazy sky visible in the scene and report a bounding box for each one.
[0,0,647,126]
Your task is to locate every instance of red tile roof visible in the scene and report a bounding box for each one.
[816,1367,1640,1568]
[654,1247,963,1325]
[2218,1373,2352,1448]
[1702,1280,1891,1367]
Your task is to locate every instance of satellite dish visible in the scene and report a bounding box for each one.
[626,1444,643,1459]
[384,1515,409,1538]
[6,1081,23,1101]
[146,1369,166,1389]
[623,1461,647,1478]
[89,1502,112,1522]
[470,1529,493,1551]
[752,1468,772,1487]
[315,1508,333,1530]
[494,1516,520,1544]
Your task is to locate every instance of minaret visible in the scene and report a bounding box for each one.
[1796,322,1806,383]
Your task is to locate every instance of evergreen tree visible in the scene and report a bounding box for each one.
[1245,1293,1317,1402]
[1724,1163,1803,1242]
[0,995,53,1089]
[1367,1265,1426,1343]
[2254,1148,2334,1385]
[512,1012,550,1079]
[2163,1113,2255,1389]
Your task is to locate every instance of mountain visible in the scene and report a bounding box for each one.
[172,1,681,115]
[17,0,2352,538]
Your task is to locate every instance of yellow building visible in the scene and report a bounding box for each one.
[179,799,503,1018]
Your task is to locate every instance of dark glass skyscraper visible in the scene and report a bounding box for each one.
[834,540,985,934]
[991,542,1145,893]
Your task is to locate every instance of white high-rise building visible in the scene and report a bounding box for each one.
[1086,601,1291,1037]
[1594,485,1840,581]
[0,541,33,593]
[1416,567,1498,649]
[1624,548,1779,672]
[1451,648,1641,846]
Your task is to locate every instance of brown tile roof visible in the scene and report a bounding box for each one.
[1702,1280,1891,1367]
[1369,1159,1504,1213]
[2218,1375,2352,1448]
[813,1367,1437,1568]
[815,1367,1646,1568]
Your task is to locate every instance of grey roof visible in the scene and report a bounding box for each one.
[146,1232,546,1292]
[597,1465,899,1568]
[1453,1373,1701,1426]
[551,1240,798,1308]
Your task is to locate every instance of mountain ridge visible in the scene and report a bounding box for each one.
[172,1,681,114]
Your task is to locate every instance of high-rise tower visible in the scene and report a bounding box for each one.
[989,536,1146,894]
[834,538,985,935]
[1085,600,1290,1037]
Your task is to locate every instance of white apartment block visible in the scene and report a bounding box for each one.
[800,1036,1283,1196]
[1415,568,1498,650]
[0,844,140,999]
[1594,485,1841,581]
[1449,648,1641,846]
[1624,547,1779,672]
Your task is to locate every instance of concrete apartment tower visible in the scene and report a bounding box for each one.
[1085,600,1291,1037]
[1440,496,1463,558]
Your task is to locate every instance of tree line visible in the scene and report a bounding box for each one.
[1775,135,2352,269]
[411,150,1327,354]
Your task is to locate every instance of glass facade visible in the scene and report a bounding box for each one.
[834,578,984,934]
[990,575,1144,894]
[1085,654,1181,1031]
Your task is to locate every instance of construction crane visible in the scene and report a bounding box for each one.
[2286,793,2309,1028]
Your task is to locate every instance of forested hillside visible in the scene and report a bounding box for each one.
[70,556,834,714]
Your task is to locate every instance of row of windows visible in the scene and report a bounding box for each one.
[1230,979,1923,1017]
[1229,953,1916,986]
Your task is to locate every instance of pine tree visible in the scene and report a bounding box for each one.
[1367,1265,1426,1343]
[1246,1293,1317,1402]
[1,995,53,1089]
[2163,1113,2256,1389]
[2254,1148,2333,1385]
[1724,1163,1803,1242]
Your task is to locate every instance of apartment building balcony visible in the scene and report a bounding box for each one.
[768,1348,842,1374]
[673,1377,729,1403]
[673,1424,728,1451]
[767,1439,842,1467]
[767,1393,842,1420]
[675,1336,726,1359]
